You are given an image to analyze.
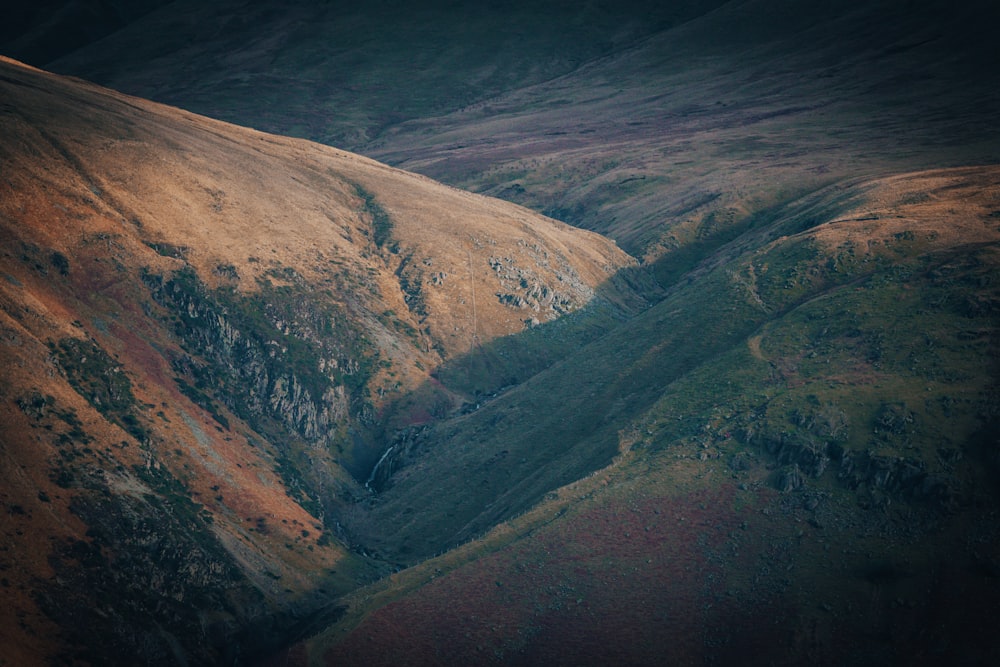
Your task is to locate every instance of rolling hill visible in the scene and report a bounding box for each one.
[40,0,1000,265]
[2,0,1000,665]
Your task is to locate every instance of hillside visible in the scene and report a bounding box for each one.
[362,0,1000,262]
[0,56,637,665]
[41,0,728,148]
[297,164,1000,665]
[41,0,1000,265]
[1,0,999,664]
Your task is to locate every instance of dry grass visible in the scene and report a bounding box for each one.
[0,55,638,663]
[810,166,1000,252]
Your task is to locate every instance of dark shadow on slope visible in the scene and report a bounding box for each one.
[0,1,172,67]
[353,164,1000,566]
[429,261,664,402]
[346,180,883,562]
[419,177,869,412]
[39,0,733,148]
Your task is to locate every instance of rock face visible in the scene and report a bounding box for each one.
[0,56,638,665]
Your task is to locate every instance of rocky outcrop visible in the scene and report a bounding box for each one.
[775,463,806,493]
[488,253,579,316]
[144,268,365,437]
[838,450,958,507]
[140,265,379,514]
[758,430,832,479]
[364,426,428,494]
[751,427,959,510]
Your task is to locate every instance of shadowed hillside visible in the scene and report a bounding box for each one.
[42,0,728,148]
[39,0,1000,265]
[297,165,1000,665]
[362,0,1000,262]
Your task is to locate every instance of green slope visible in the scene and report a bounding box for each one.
[354,164,1000,569]
[300,165,1000,665]
[4,2,1000,663]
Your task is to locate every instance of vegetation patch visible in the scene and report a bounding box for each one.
[50,337,149,443]
[355,185,394,250]
[36,485,265,666]
[143,240,189,259]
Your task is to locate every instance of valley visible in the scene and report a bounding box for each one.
[2,1,999,665]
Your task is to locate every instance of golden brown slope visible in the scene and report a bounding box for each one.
[0,56,635,665]
[0,56,633,348]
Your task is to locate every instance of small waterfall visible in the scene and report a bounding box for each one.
[364,445,394,492]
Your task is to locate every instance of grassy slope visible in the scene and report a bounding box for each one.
[365,0,1000,259]
[355,166,1000,558]
[298,165,1000,664]
[46,0,728,147]
[312,476,1000,666]
[4,1,999,663]
[44,1,1000,266]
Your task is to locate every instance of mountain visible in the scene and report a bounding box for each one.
[0,56,637,665]
[0,0,171,67]
[365,0,1000,261]
[40,0,1000,264]
[2,0,1000,664]
[36,0,730,148]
